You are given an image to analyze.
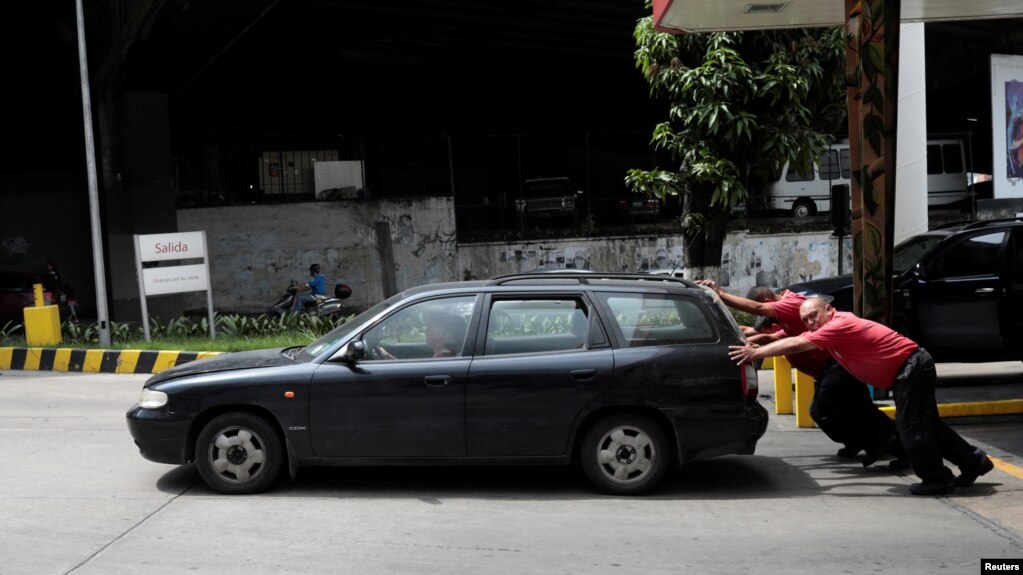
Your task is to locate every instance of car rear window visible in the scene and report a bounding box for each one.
[596,292,715,347]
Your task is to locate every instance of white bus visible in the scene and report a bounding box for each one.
[762,138,970,217]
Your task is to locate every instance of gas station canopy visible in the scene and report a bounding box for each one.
[653,0,1023,33]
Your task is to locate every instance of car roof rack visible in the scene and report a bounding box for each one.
[488,271,699,289]
[959,216,1023,231]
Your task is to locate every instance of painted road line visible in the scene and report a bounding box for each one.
[991,456,1023,481]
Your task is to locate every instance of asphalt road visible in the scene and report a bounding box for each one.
[1,367,1021,575]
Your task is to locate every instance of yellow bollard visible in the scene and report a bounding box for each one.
[33,283,45,306]
[773,355,793,414]
[794,369,816,428]
[761,356,774,369]
[24,283,62,347]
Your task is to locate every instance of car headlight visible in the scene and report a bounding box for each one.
[138,388,169,409]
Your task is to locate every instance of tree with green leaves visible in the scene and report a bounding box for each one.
[627,16,847,280]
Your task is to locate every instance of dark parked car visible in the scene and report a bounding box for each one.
[517,177,580,226]
[617,196,662,222]
[784,217,1023,363]
[0,270,69,326]
[127,273,768,495]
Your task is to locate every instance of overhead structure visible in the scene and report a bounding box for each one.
[652,1,1023,33]
[652,0,1023,325]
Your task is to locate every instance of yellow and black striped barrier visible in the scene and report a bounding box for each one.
[0,347,221,374]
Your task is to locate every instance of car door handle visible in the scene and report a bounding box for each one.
[975,287,995,294]
[423,375,451,386]
[570,369,597,380]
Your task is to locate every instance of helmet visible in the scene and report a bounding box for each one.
[309,264,321,274]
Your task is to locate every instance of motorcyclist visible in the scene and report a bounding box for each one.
[292,263,327,313]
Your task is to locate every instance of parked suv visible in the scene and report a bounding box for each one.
[127,272,768,495]
[785,217,1023,362]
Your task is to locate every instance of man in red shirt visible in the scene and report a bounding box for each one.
[700,281,902,466]
[728,296,994,496]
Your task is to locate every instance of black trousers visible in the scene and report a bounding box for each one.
[892,348,980,484]
[809,360,899,453]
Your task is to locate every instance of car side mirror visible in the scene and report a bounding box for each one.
[343,340,367,362]
[913,262,925,279]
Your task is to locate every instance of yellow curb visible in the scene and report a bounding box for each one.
[991,456,1023,481]
[0,347,222,374]
[879,399,1023,420]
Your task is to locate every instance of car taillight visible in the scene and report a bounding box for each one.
[740,363,759,400]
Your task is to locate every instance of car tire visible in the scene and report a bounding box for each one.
[195,412,284,495]
[792,200,816,218]
[581,414,670,495]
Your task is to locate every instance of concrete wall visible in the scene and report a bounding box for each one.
[175,196,855,316]
[457,231,853,294]
[176,197,457,314]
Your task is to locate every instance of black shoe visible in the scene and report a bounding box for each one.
[836,446,861,458]
[887,459,909,472]
[862,435,897,467]
[953,456,994,487]
[909,481,954,496]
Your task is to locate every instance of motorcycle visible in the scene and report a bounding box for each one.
[269,280,352,317]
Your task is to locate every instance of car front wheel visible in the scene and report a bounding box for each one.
[195,412,283,494]
[581,414,669,495]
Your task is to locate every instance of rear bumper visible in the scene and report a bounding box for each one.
[668,401,769,462]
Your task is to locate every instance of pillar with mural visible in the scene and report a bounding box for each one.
[845,0,900,325]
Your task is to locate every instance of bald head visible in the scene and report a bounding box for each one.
[798,296,834,332]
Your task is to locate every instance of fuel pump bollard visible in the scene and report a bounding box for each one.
[794,369,816,428]
[23,283,61,347]
[773,355,793,415]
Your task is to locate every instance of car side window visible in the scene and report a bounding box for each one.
[484,298,590,356]
[362,296,476,361]
[928,231,1006,279]
[596,293,715,348]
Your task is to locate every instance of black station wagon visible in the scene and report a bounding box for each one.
[127,273,768,495]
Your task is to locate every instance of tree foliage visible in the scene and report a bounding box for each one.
[628,14,846,274]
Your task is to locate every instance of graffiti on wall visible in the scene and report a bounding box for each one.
[497,246,596,272]
[634,246,683,272]
[720,236,837,289]
[412,229,457,257]
[2,236,31,257]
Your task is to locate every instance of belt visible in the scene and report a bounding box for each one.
[896,347,926,382]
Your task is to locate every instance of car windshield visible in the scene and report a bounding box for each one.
[892,234,947,274]
[296,295,400,361]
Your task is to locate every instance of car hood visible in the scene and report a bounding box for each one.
[145,347,299,385]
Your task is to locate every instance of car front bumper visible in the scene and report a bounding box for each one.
[126,405,194,465]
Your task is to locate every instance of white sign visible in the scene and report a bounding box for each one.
[133,230,216,341]
[142,264,209,296]
[137,231,207,263]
